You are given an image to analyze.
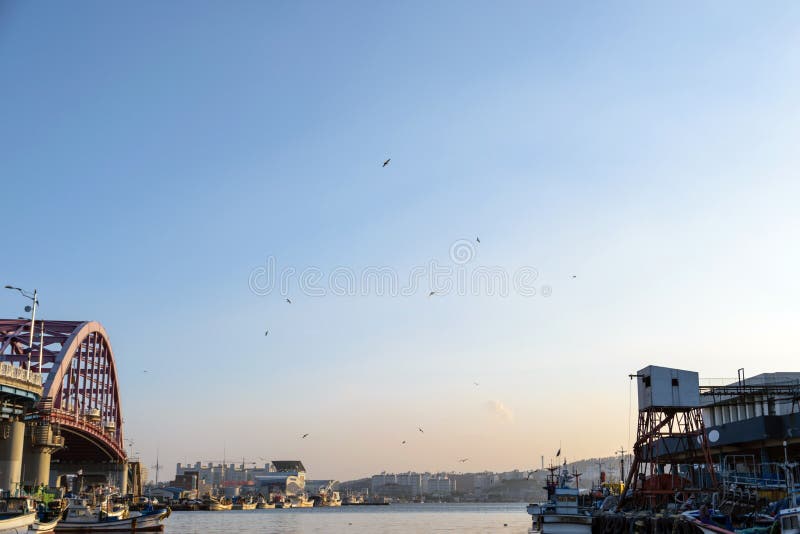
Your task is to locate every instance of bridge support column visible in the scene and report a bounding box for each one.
[0,420,26,494]
[22,423,64,488]
[119,462,128,494]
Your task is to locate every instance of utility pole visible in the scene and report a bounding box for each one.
[4,285,39,370]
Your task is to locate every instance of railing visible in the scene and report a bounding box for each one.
[48,408,126,459]
[0,361,43,387]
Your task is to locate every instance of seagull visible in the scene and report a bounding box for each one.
[428,291,436,297]
[382,158,391,167]
[459,458,469,463]
[418,427,424,434]
[285,298,292,304]
[301,433,309,439]
[476,236,480,243]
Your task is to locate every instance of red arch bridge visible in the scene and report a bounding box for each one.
[0,319,130,494]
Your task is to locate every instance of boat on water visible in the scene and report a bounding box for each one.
[54,498,170,532]
[288,493,314,508]
[231,497,256,510]
[0,497,36,534]
[527,464,593,533]
[255,495,275,509]
[323,491,342,507]
[206,497,233,511]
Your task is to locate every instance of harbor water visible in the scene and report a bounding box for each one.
[165,503,532,533]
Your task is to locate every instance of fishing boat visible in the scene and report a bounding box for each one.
[29,500,64,533]
[231,497,256,510]
[206,497,232,511]
[527,464,593,533]
[289,493,314,508]
[30,515,60,533]
[255,495,275,509]
[0,497,36,533]
[54,498,170,532]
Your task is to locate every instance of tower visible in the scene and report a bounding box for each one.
[617,365,718,510]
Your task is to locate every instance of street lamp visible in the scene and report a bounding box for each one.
[4,285,38,371]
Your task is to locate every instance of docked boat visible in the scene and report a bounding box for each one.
[54,498,170,532]
[289,493,314,508]
[0,497,36,534]
[527,464,593,533]
[231,497,256,510]
[255,495,275,509]
[30,516,60,533]
[207,497,232,511]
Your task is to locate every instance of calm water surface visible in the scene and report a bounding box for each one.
[165,503,532,533]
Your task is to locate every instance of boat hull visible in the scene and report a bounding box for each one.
[55,509,169,532]
[30,517,61,533]
[0,512,36,533]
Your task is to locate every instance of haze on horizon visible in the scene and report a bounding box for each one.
[2,2,799,482]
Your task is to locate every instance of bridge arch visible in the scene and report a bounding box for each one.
[0,320,126,462]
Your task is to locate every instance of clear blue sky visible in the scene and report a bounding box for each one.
[2,1,800,481]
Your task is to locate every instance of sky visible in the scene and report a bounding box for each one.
[1,1,800,482]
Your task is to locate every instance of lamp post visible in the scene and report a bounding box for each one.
[4,285,38,371]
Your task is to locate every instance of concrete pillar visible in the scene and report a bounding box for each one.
[119,462,128,494]
[0,420,26,494]
[22,424,61,488]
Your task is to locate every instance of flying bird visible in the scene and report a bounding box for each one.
[459,458,469,463]
[301,433,309,439]
[264,330,269,336]
[382,158,391,167]
[285,298,292,304]
[143,370,149,373]
[428,291,436,297]
[473,382,479,386]
[571,275,576,279]
[401,440,406,445]
[476,236,480,243]
[418,427,424,434]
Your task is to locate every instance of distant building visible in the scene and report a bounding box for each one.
[176,461,275,488]
[396,472,423,497]
[426,475,454,496]
[450,473,475,494]
[499,470,525,481]
[255,460,307,497]
[371,472,397,493]
[474,472,499,492]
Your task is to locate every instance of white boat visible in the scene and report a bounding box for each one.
[0,497,36,533]
[54,498,169,532]
[29,516,60,533]
[527,464,593,534]
[289,493,314,508]
[255,495,275,509]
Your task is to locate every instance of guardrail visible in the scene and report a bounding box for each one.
[48,408,126,459]
[0,361,43,387]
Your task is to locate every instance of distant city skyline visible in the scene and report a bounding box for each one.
[2,1,800,481]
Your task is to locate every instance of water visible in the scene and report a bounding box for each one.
[165,503,532,533]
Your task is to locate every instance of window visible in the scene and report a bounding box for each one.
[672,378,679,387]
